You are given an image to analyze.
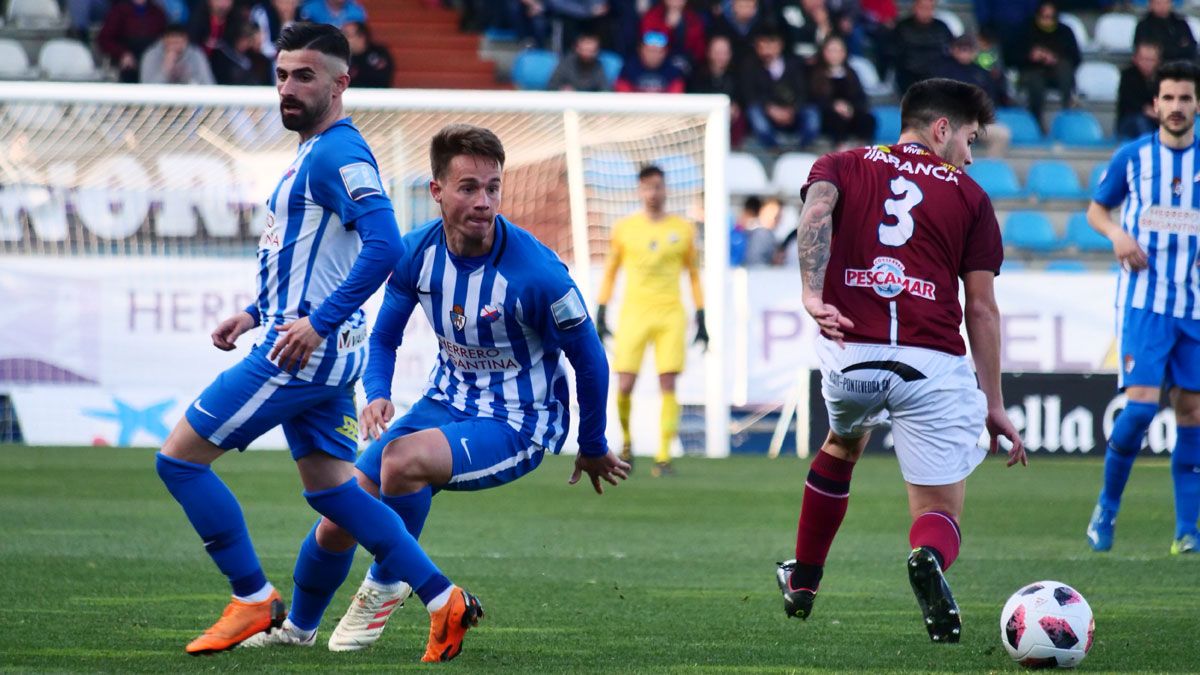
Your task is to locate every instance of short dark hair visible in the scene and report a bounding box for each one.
[638,164,664,181]
[344,21,371,41]
[900,77,996,132]
[1155,60,1200,95]
[742,195,763,214]
[163,22,188,37]
[430,124,506,180]
[275,22,350,63]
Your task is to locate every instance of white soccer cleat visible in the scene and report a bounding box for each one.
[238,619,316,648]
[327,580,412,652]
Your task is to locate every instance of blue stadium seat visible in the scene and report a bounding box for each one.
[1045,259,1088,272]
[584,152,638,191]
[1088,163,1108,194]
[872,105,900,143]
[1064,212,1112,252]
[483,27,518,42]
[966,158,1024,199]
[1001,259,1027,273]
[1050,110,1108,147]
[1004,211,1060,252]
[1027,160,1086,200]
[655,154,703,190]
[512,49,558,90]
[995,107,1045,146]
[598,51,622,86]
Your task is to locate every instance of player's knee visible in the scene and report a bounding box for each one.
[155,451,206,484]
[379,437,430,488]
[314,516,357,553]
[1109,400,1158,455]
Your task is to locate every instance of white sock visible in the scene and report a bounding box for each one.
[282,618,316,640]
[364,571,406,594]
[235,582,275,604]
[425,586,454,613]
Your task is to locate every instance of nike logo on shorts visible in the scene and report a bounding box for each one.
[459,437,472,464]
[192,399,217,418]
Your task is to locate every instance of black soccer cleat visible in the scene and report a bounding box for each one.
[907,547,961,643]
[775,560,818,620]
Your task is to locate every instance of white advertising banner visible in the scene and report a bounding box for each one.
[1,258,1122,447]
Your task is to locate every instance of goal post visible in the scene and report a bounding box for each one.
[0,82,731,458]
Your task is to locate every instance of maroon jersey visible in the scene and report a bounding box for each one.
[801,143,1003,356]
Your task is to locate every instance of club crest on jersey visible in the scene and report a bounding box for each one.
[1124,354,1135,374]
[479,304,502,323]
[844,256,936,300]
[1174,177,1184,196]
[451,304,467,331]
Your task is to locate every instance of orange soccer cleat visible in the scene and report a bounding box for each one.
[185,589,286,655]
[420,586,484,663]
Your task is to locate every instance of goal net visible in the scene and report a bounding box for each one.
[0,83,731,457]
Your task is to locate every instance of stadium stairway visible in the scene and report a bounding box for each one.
[359,0,504,89]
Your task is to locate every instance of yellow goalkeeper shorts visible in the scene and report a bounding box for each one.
[613,306,686,375]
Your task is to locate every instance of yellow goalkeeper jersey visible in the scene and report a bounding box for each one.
[598,211,703,314]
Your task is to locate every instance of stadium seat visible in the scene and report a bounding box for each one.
[598,51,622,86]
[1045,259,1088,272]
[1076,62,1119,103]
[872,105,900,144]
[727,152,770,196]
[849,55,890,97]
[1004,211,1060,252]
[0,39,34,79]
[1092,13,1137,53]
[995,107,1044,146]
[37,39,97,80]
[1026,160,1086,200]
[483,27,518,42]
[966,158,1024,200]
[1065,212,1112,252]
[511,49,558,90]
[1050,110,1108,147]
[655,154,703,190]
[584,152,638,191]
[1088,163,1108,193]
[1001,259,1027,273]
[5,0,61,27]
[1059,13,1091,52]
[934,10,964,37]
[771,152,818,197]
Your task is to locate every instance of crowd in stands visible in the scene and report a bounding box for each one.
[461,0,1200,152]
[56,0,394,86]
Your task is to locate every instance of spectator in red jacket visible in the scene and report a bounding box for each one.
[615,30,685,93]
[98,0,168,82]
[641,0,707,74]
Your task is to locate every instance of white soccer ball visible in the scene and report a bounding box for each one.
[1000,581,1094,669]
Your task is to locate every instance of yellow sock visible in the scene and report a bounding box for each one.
[658,391,679,464]
[616,392,632,449]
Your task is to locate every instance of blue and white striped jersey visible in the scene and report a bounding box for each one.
[363,216,593,453]
[1095,132,1200,318]
[251,118,395,385]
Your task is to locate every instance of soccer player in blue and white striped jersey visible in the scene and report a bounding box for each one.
[242,124,629,660]
[155,23,460,656]
[1087,60,1200,555]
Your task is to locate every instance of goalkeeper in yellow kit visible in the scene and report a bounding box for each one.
[596,164,708,476]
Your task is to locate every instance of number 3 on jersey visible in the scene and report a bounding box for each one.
[878,176,924,246]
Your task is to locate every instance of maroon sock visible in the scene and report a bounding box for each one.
[794,451,856,574]
[908,511,961,570]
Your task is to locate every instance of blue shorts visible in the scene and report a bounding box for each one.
[186,348,359,462]
[1118,306,1200,391]
[356,396,545,492]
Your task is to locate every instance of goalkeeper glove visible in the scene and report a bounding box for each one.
[693,309,709,352]
[595,304,611,340]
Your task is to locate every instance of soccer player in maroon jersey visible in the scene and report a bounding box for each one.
[775,78,1027,643]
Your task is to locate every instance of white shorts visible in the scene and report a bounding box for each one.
[816,337,987,486]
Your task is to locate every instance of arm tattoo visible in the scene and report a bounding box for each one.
[797,181,839,294]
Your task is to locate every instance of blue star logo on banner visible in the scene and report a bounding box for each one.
[83,397,176,447]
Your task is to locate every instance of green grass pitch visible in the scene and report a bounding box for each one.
[0,447,1195,673]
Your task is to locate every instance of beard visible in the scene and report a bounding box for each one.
[280,96,326,133]
[1160,112,1195,138]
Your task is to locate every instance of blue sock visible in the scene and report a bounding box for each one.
[369,487,434,585]
[1098,401,1157,512]
[304,478,442,599]
[155,453,266,597]
[1171,426,1200,539]
[289,523,356,632]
